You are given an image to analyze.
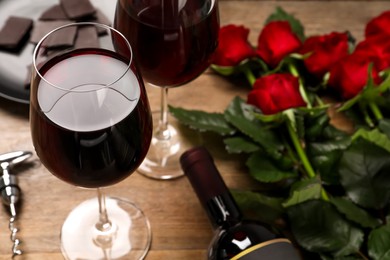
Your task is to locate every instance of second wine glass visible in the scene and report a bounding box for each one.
[114,0,220,179]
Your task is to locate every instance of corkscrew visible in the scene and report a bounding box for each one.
[0,151,33,258]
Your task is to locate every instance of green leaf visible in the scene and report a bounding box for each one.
[223,137,260,154]
[246,151,297,183]
[224,96,257,122]
[265,6,305,41]
[330,197,381,229]
[378,118,390,139]
[287,200,364,256]
[306,115,351,178]
[304,109,330,139]
[169,105,236,135]
[339,138,390,209]
[352,128,390,153]
[282,178,322,207]
[308,129,351,185]
[320,254,365,260]
[287,107,331,141]
[322,124,352,140]
[232,190,285,226]
[309,137,351,156]
[224,97,284,158]
[368,224,390,260]
[311,151,343,184]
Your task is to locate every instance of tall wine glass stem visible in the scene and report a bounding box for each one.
[137,85,201,179]
[94,188,117,250]
[157,87,170,140]
[96,188,112,232]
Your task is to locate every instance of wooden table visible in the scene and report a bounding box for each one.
[0,1,389,259]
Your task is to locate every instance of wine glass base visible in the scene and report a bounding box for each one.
[61,197,152,260]
[137,111,201,180]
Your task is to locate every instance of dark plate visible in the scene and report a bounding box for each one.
[0,0,115,104]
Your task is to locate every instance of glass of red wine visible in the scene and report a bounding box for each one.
[30,23,153,259]
[114,0,220,179]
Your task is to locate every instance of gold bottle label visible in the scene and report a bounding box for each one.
[231,238,300,260]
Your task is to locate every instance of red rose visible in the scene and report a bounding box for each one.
[256,21,302,68]
[247,73,306,115]
[365,10,390,38]
[212,24,257,66]
[328,53,382,100]
[300,32,349,78]
[354,34,390,72]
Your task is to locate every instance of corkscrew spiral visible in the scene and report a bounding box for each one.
[9,214,22,258]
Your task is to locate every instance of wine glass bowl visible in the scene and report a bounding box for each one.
[114,0,220,179]
[30,23,153,259]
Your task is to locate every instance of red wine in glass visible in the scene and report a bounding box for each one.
[114,0,220,179]
[115,0,219,87]
[30,48,152,188]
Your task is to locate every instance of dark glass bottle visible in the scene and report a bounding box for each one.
[180,146,301,260]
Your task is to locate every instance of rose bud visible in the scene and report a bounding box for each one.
[365,10,390,38]
[247,73,306,115]
[300,32,349,79]
[212,24,257,66]
[328,53,382,100]
[256,21,302,68]
[354,34,390,72]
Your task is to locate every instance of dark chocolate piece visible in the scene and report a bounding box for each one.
[30,21,73,45]
[75,25,99,48]
[60,0,96,20]
[44,25,77,48]
[0,16,33,51]
[39,4,68,21]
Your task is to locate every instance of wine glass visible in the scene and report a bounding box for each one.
[30,22,153,259]
[114,0,220,179]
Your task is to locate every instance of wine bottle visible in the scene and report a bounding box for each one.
[180,146,301,260]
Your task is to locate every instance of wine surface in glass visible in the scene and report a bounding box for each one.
[114,0,219,87]
[30,49,152,188]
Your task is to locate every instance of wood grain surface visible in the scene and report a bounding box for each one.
[0,1,389,259]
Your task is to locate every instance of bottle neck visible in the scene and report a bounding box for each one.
[204,192,242,229]
[180,146,242,228]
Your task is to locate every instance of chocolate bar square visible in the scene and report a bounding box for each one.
[39,4,68,21]
[0,16,33,51]
[44,25,77,48]
[75,25,99,48]
[60,0,96,20]
[30,21,74,46]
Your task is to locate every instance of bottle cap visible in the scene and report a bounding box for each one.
[180,146,229,205]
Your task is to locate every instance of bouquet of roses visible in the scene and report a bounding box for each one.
[170,7,390,260]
